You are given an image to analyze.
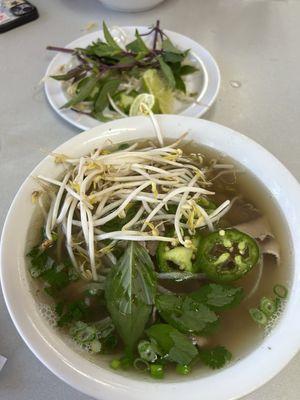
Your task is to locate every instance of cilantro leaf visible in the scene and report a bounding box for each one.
[147,323,198,365]
[105,242,156,352]
[57,300,89,327]
[156,293,218,335]
[28,245,54,278]
[199,346,232,369]
[190,284,244,311]
[168,330,198,365]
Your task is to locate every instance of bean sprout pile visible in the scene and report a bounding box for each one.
[36,124,233,282]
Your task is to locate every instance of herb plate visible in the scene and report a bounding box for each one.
[44,26,220,130]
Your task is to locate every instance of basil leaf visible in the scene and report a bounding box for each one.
[94,79,121,113]
[61,75,99,109]
[105,242,156,352]
[162,37,182,54]
[180,65,199,76]
[147,323,198,365]
[84,41,120,57]
[50,65,84,81]
[126,30,149,55]
[190,284,244,311]
[174,74,186,93]
[163,52,185,64]
[102,21,122,51]
[156,294,218,335]
[93,112,114,122]
[117,56,135,66]
[158,56,176,89]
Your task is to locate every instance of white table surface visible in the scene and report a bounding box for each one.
[1,0,300,399]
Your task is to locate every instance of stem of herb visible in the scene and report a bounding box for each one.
[153,20,160,51]
[46,46,74,54]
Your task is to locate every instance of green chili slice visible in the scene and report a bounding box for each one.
[156,236,200,273]
[196,229,260,282]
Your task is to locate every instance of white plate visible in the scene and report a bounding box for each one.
[44,26,220,131]
[1,116,300,400]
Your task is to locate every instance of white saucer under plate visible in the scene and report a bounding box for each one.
[44,26,220,131]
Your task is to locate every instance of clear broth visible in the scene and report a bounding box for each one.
[26,140,292,380]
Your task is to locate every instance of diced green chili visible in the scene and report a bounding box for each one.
[273,284,288,299]
[259,297,276,317]
[249,308,268,325]
[110,359,121,370]
[150,364,164,379]
[176,364,191,375]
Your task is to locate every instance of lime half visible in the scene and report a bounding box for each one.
[129,93,155,116]
[143,69,174,114]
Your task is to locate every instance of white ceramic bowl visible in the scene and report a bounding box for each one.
[98,0,165,12]
[1,116,300,400]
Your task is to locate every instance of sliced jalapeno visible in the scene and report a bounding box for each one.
[156,237,200,273]
[196,229,259,282]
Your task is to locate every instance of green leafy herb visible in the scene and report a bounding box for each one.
[57,300,89,327]
[105,242,156,352]
[158,56,176,89]
[180,65,198,76]
[174,74,186,93]
[50,65,85,81]
[28,245,54,278]
[189,283,244,311]
[126,30,149,55]
[147,323,198,365]
[156,293,219,335]
[199,346,232,369]
[61,74,100,109]
[162,37,182,54]
[102,21,122,51]
[94,79,121,113]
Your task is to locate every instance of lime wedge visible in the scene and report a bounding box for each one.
[143,69,174,114]
[129,93,155,116]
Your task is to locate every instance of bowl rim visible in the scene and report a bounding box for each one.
[1,115,300,400]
